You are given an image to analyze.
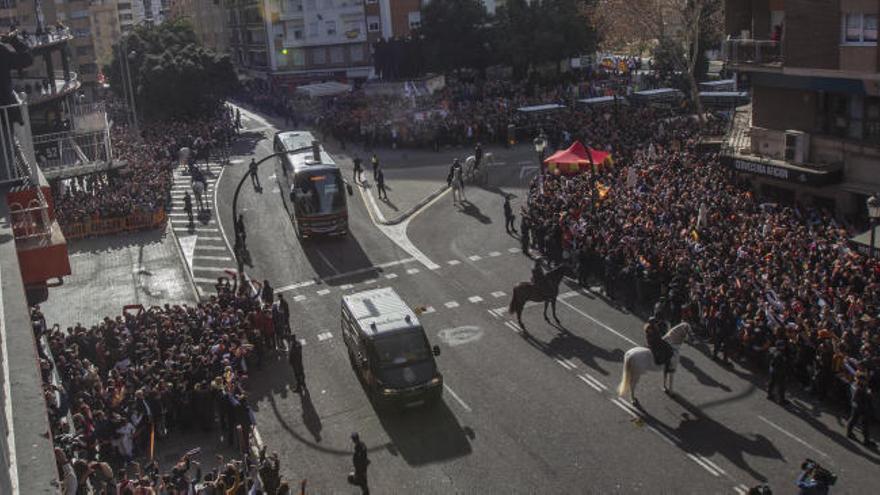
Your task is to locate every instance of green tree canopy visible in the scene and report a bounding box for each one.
[419,0,491,72]
[106,19,238,122]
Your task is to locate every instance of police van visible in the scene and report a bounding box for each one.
[341,287,443,408]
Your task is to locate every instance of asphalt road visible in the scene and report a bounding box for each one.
[216,106,880,494]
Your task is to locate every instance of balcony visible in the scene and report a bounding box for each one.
[13,71,81,106]
[722,38,783,69]
[32,128,116,180]
[0,96,37,185]
[18,27,74,52]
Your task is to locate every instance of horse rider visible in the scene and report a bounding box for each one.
[645,317,674,371]
[447,158,462,184]
[473,142,483,170]
[531,259,548,297]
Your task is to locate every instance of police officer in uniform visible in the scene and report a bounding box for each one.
[645,317,673,370]
[847,373,876,447]
[767,339,791,405]
[531,259,546,297]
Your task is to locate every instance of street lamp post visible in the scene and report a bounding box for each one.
[533,130,547,173]
[868,194,880,258]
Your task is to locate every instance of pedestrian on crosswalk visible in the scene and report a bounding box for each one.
[273,294,291,349]
[371,153,379,182]
[348,433,370,494]
[376,168,388,200]
[183,192,194,225]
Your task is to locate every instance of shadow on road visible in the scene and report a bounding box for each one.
[456,201,492,224]
[376,400,475,466]
[679,355,732,393]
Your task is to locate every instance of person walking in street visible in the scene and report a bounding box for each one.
[503,195,517,234]
[371,153,379,182]
[376,167,388,200]
[767,340,790,405]
[474,142,483,170]
[249,158,261,191]
[235,214,247,253]
[353,155,364,184]
[520,214,531,256]
[183,192,193,225]
[846,373,876,447]
[261,279,274,306]
[288,336,306,394]
[273,294,291,349]
[348,433,370,494]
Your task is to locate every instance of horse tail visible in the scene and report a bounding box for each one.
[617,352,632,398]
[508,288,519,315]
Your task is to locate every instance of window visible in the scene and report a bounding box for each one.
[330,46,344,63]
[350,44,364,62]
[408,11,421,30]
[70,9,89,19]
[312,47,326,64]
[293,29,303,40]
[309,21,318,37]
[326,20,336,35]
[292,48,305,66]
[842,13,878,44]
[367,15,379,32]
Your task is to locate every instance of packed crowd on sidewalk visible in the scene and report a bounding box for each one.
[522,106,880,430]
[52,108,236,227]
[32,273,302,494]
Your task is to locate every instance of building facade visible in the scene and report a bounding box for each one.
[723,0,880,219]
[170,0,230,54]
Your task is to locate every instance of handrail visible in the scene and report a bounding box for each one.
[18,27,73,48]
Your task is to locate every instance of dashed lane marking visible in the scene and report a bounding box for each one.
[421,306,435,314]
[340,284,354,290]
[444,301,459,309]
[578,374,603,392]
[406,268,420,275]
[384,273,398,279]
[488,251,501,257]
[555,358,575,371]
[193,255,233,261]
[447,260,461,266]
[508,247,521,253]
[293,295,306,302]
[193,277,219,284]
[504,321,523,334]
[468,255,482,262]
[192,266,237,273]
[687,453,721,477]
[468,296,483,303]
[194,245,228,251]
[316,332,333,342]
[491,291,506,298]
[443,384,472,413]
[316,289,331,296]
[757,415,830,459]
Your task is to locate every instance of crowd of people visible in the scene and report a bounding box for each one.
[33,273,302,494]
[522,109,879,433]
[52,107,236,227]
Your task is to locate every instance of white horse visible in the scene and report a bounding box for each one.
[617,322,692,405]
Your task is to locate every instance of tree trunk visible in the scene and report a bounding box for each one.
[687,0,706,128]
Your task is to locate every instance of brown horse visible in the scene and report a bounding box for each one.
[508,264,567,329]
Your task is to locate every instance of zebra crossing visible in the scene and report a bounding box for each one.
[170,162,236,296]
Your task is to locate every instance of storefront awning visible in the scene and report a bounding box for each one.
[849,225,880,256]
[720,154,843,186]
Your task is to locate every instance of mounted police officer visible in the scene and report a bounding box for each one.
[531,259,547,297]
[645,317,674,370]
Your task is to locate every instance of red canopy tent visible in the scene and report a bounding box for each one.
[543,141,613,175]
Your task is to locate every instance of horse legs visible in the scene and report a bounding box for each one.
[665,371,675,395]
[551,297,560,323]
[543,300,549,321]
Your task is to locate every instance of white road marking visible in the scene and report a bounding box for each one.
[757,415,830,459]
[447,260,461,266]
[192,266,237,273]
[193,277,219,284]
[468,255,482,262]
[697,455,726,475]
[508,247,521,253]
[0,269,20,492]
[733,486,747,495]
[194,245,228,251]
[610,398,638,418]
[491,291,506,298]
[579,373,607,391]
[559,290,578,299]
[488,251,501,257]
[384,273,398,279]
[437,326,484,347]
[561,358,578,369]
[193,255,233,261]
[504,321,523,334]
[276,280,317,292]
[364,278,377,285]
[487,309,501,319]
[317,332,333,341]
[555,358,574,371]
[406,268,420,275]
[443,384,472,412]
[197,235,224,241]
[293,295,307,302]
[276,259,417,293]
[444,301,459,309]
[468,295,483,303]
[422,306,435,314]
[558,298,638,346]
[316,289,330,296]
[340,284,354,290]
[687,453,720,477]
[578,374,603,392]
[493,306,508,314]
[315,249,340,275]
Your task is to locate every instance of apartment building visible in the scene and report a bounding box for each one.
[170,0,230,54]
[90,0,121,67]
[723,0,880,219]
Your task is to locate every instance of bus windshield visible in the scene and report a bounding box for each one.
[292,170,346,216]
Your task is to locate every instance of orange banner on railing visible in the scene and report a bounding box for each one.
[60,207,167,240]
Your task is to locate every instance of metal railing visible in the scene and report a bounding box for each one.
[722,38,784,66]
[71,101,109,133]
[32,128,113,171]
[18,27,73,49]
[9,196,52,240]
[0,95,37,184]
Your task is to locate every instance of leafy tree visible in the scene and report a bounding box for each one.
[495,0,597,77]
[419,0,491,73]
[106,19,238,122]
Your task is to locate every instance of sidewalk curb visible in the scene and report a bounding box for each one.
[166,220,202,302]
[379,185,449,226]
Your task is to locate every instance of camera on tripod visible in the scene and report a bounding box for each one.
[802,458,837,486]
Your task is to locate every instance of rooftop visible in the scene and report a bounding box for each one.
[343,287,420,336]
